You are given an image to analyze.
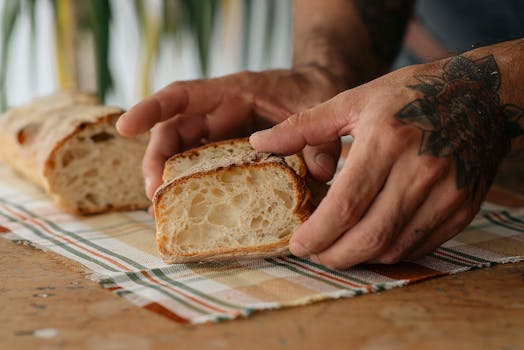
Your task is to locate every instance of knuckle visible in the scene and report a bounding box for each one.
[417,158,447,186]
[375,252,403,265]
[284,113,305,129]
[328,195,359,229]
[379,132,404,158]
[454,207,476,228]
[316,254,347,270]
[385,120,417,153]
[358,230,390,256]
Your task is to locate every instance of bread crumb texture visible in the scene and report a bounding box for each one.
[155,138,313,263]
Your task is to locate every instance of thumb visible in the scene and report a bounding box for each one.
[302,142,341,182]
[249,94,352,155]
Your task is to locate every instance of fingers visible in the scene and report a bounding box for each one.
[405,203,480,260]
[117,80,223,137]
[249,92,355,155]
[301,141,341,182]
[372,174,465,264]
[141,118,181,199]
[289,138,394,258]
[306,152,446,269]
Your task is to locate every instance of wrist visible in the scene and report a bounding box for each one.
[291,63,354,97]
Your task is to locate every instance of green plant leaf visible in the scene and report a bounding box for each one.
[180,0,218,76]
[262,0,276,67]
[27,0,38,94]
[162,0,179,38]
[241,0,252,69]
[0,0,21,111]
[135,0,162,97]
[87,0,113,102]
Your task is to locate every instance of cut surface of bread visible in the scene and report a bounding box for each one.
[162,137,307,182]
[155,161,312,263]
[0,91,150,214]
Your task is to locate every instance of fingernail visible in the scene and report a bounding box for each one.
[250,129,271,141]
[310,254,321,264]
[315,152,335,174]
[115,117,123,132]
[145,177,153,200]
[289,240,309,257]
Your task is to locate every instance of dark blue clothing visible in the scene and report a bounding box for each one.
[393,0,524,68]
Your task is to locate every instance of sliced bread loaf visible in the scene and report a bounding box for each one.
[0,91,150,214]
[154,139,316,263]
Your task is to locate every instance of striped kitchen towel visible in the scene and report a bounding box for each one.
[0,163,523,324]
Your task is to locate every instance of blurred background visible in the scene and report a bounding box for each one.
[0,0,292,111]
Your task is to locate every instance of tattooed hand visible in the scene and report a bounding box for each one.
[250,53,523,269]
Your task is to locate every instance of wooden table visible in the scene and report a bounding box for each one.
[2,155,524,350]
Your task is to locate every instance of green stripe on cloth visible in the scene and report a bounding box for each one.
[438,246,492,264]
[0,164,523,324]
[0,198,148,270]
[150,268,246,311]
[0,209,120,272]
[484,213,524,233]
[265,258,367,292]
[286,255,370,285]
[124,271,210,315]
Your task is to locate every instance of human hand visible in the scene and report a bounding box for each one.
[117,67,345,199]
[250,54,522,268]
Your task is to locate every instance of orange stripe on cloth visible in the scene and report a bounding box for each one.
[0,225,10,233]
[144,302,190,324]
[280,257,372,291]
[139,271,240,317]
[364,262,445,283]
[1,205,132,272]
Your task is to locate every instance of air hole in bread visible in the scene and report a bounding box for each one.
[278,229,290,238]
[208,204,239,226]
[85,193,99,205]
[250,216,262,228]
[274,189,293,209]
[219,172,236,183]
[84,169,98,178]
[61,148,89,167]
[211,188,224,198]
[62,150,74,167]
[90,131,114,143]
[188,194,207,217]
[232,193,248,207]
[16,122,40,145]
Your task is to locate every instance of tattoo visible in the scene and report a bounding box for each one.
[395,54,524,196]
[353,0,413,67]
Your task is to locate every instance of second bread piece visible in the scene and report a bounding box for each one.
[154,159,312,263]
[155,138,320,263]
[162,137,307,181]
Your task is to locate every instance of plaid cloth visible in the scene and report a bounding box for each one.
[0,163,523,324]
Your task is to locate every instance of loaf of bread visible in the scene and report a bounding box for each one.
[154,138,314,263]
[0,91,150,214]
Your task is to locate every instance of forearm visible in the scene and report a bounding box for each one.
[292,0,413,88]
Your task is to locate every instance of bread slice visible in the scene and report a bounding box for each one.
[154,158,312,263]
[0,91,150,214]
[162,137,307,182]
